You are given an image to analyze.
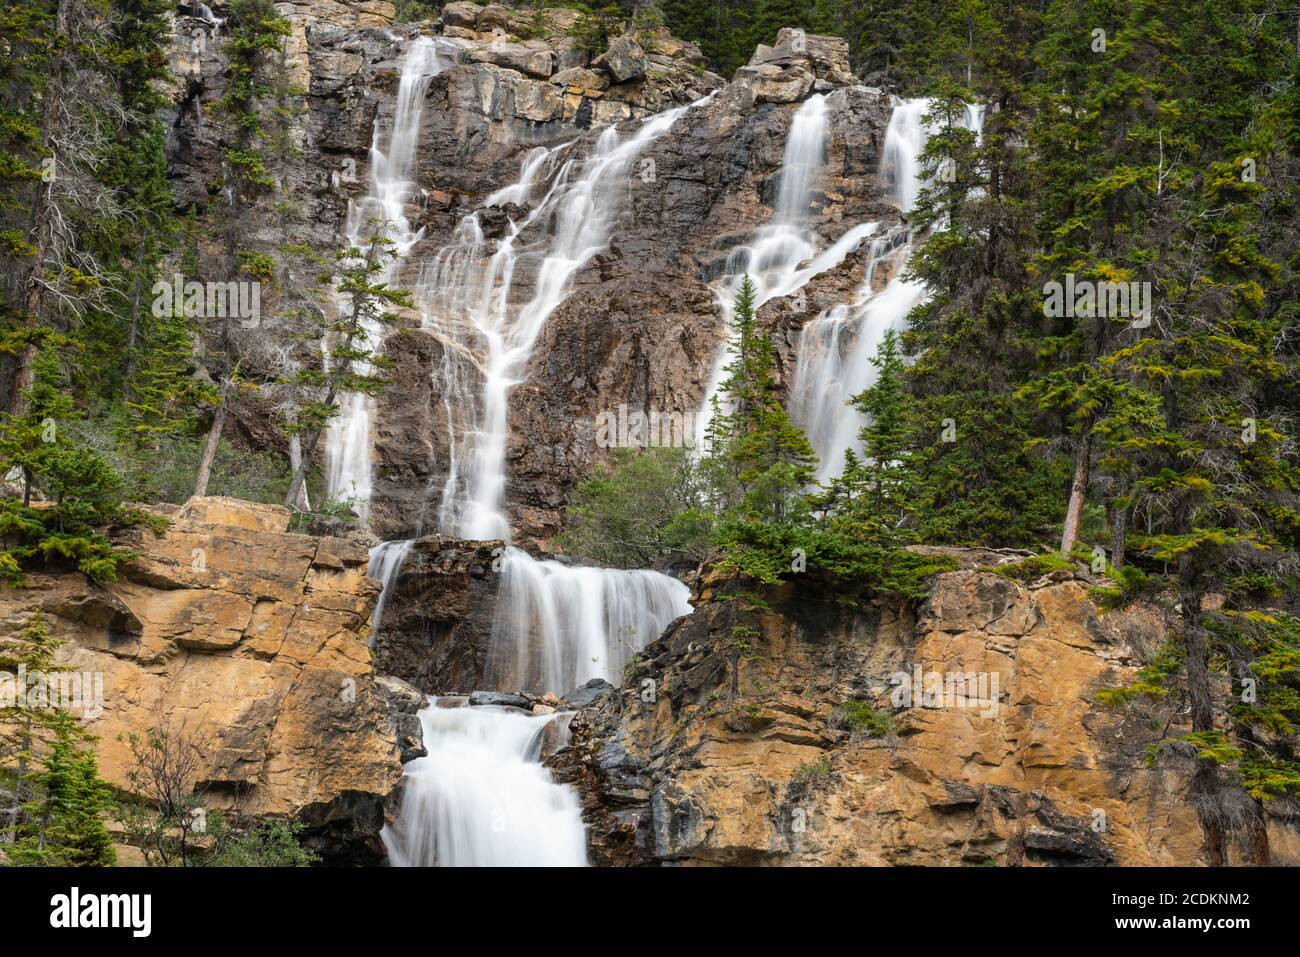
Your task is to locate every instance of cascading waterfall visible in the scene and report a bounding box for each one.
[693,94,877,448]
[487,551,694,693]
[324,36,459,517]
[420,104,693,541]
[409,100,702,697]
[366,539,413,647]
[789,98,985,480]
[383,697,587,867]
[380,98,715,867]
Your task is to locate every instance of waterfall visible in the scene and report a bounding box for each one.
[487,547,694,693]
[420,104,694,541]
[693,93,876,449]
[324,36,459,517]
[382,697,587,867]
[378,100,713,867]
[404,99,705,697]
[366,539,413,648]
[789,98,985,481]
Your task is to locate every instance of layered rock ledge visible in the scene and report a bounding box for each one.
[549,562,1300,866]
[0,497,407,864]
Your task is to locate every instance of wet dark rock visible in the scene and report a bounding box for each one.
[562,677,614,710]
[375,675,428,764]
[370,538,503,693]
[468,690,533,708]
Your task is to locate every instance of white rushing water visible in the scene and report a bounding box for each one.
[383,697,587,867]
[693,94,877,449]
[364,78,717,868]
[324,37,460,516]
[419,103,695,541]
[487,548,694,693]
[355,70,950,867]
[366,539,413,647]
[405,98,704,698]
[789,98,985,481]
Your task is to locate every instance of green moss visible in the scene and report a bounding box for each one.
[981,552,1077,582]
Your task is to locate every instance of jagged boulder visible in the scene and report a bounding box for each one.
[440,1,483,31]
[550,66,610,97]
[376,675,428,763]
[593,34,648,83]
[469,40,555,78]
[733,63,815,104]
[748,27,855,85]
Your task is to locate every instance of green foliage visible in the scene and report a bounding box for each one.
[561,279,957,599]
[793,755,831,781]
[203,815,318,867]
[555,446,713,569]
[115,721,318,866]
[572,3,624,54]
[983,552,1077,582]
[6,711,116,866]
[391,0,443,22]
[705,276,817,525]
[0,348,129,582]
[1094,641,1183,707]
[279,234,414,506]
[75,423,293,506]
[1088,563,1152,608]
[815,328,917,548]
[660,0,838,76]
[1,613,115,866]
[829,699,894,739]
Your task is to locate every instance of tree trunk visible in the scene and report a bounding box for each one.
[122,235,149,402]
[9,0,70,416]
[1246,798,1271,866]
[193,390,229,498]
[287,433,311,511]
[1060,428,1092,553]
[1181,559,1228,866]
[1107,483,1128,568]
[283,399,331,509]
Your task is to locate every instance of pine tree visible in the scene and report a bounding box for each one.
[8,710,115,866]
[0,611,59,847]
[0,347,124,582]
[280,235,413,508]
[830,328,916,546]
[705,275,817,524]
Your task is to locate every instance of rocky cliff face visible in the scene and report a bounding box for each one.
[95,3,1288,869]
[164,3,883,542]
[0,497,407,864]
[369,536,501,692]
[549,559,1300,866]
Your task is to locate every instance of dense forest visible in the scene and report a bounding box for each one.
[1,0,1298,868]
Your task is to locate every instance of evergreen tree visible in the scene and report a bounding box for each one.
[1,612,114,866]
[0,347,126,582]
[705,275,817,524]
[827,328,916,546]
[280,235,413,508]
[8,711,115,866]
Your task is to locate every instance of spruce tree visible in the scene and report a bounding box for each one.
[280,235,413,509]
[705,275,817,524]
[832,328,916,546]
